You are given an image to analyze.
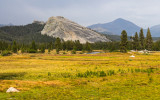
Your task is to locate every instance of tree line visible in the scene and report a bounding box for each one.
[0,27,160,56]
[120,28,154,53]
[0,38,93,56]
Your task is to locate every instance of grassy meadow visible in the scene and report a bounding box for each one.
[0,50,160,99]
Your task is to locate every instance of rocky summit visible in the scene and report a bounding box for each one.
[41,16,111,43]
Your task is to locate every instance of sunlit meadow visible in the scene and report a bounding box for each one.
[0,51,160,99]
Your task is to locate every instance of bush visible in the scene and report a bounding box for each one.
[82,50,85,53]
[27,49,37,53]
[1,50,12,56]
[48,72,51,76]
[56,49,59,54]
[99,71,107,77]
[21,48,26,53]
[40,48,45,53]
[76,70,107,78]
[61,72,72,78]
[107,70,115,76]
[48,48,51,53]
[71,50,76,54]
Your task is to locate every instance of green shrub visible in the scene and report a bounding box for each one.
[71,50,76,54]
[76,70,107,78]
[135,69,141,73]
[131,69,134,73]
[48,72,51,76]
[28,49,37,53]
[48,48,51,53]
[40,46,45,53]
[21,48,26,53]
[107,70,115,76]
[61,73,72,78]
[99,71,107,77]
[82,50,85,53]
[40,48,45,53]
[1,50,12,56]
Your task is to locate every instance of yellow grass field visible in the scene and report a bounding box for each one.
[1,51,160,99]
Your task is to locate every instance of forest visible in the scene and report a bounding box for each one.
[0,22,160,56]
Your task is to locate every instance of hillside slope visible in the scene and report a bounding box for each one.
[41,16,111,43]
[0,23,56,43]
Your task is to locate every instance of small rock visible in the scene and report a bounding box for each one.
[6,87,19,93]
[130,55,135,58]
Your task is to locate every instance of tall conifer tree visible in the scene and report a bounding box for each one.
[30,41,37,51]
[133,32,139,50]
[146,28,153,50]
[139,28,145,50]
[12,41,17,53]
[54,38,61,54]
[85,42,92,53]
[120,30,128,53]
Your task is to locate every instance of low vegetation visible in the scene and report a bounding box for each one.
[0,51,160,99]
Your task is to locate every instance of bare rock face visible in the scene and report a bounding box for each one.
[41,16,111,43]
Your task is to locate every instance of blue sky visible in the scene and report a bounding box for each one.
[0,0,160,28]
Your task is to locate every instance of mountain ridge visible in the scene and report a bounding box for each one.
[88,18,141,36]
[88,18,160,37]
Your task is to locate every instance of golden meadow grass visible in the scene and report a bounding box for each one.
[0,51,160,99]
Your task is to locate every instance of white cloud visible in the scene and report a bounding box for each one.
[1,0,160,28]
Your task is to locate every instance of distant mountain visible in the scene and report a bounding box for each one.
[0,23,14,27]
[150,25,160,37]
[0,24,4,27]
[41,16,111,43]
[0,24,7,27]
[88,18,141,36]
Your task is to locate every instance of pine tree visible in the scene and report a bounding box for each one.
[61,41,66,51]
[12,41,17,53]
[54,38,61,54]
[85,42,92,53]
[48,48,51,53]
[66,40,74,51]
[28,41,37,53]
[47,41,53,53]
[30,41,37,51]
[49,41,53,50]
[7,44,11,51]
[40,44,45,53]
[71,46,77,54]
[146,28,153,50]
[133,32,139,50]
[120,30,128,53]
[139,28,145,50]
[74,40,83,51]
[20,43,25,53]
